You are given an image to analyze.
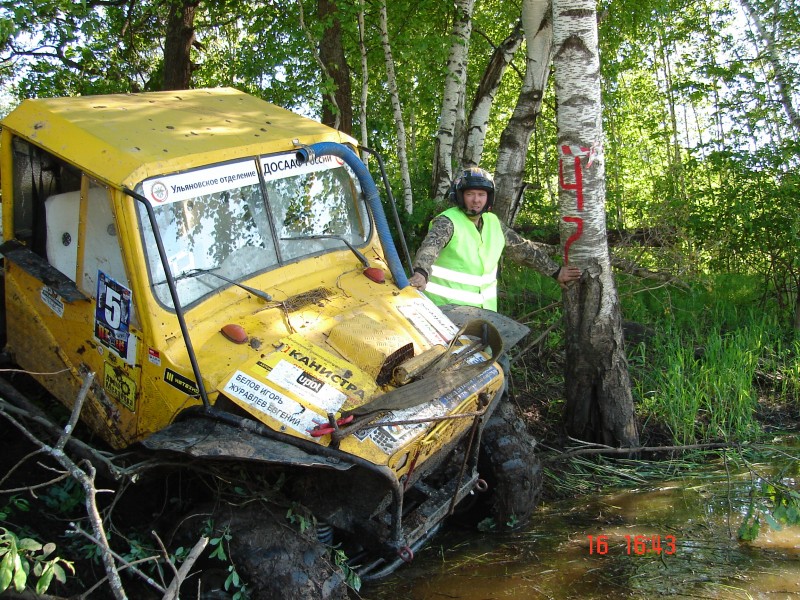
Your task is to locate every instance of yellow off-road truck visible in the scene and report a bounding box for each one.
[0,88,540,598]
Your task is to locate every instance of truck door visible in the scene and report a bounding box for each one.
[1,137,140,448]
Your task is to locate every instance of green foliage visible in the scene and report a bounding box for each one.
[203,520,249,600]
[40,478,84,513]
[738,461,800,542]
[0,527,74,595]
[285,504,314,534]
[332,547,362,592]
[0,496,30,521]
[622,273,799,445]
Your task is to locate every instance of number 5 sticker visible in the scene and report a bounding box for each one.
[95,272,132,358]
[104,286,122,329]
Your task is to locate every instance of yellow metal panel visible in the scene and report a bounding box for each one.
[0,88,358,189]
[327,313,415,380]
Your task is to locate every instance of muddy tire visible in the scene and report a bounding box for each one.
[188,504,350,600]
[479,400,543,530]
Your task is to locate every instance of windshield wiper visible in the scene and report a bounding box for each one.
[172,268,273,302]
[281,235,370,268]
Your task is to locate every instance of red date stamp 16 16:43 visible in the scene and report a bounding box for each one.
[586,534,677,555]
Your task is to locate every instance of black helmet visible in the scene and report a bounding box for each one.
[450,167,495,214]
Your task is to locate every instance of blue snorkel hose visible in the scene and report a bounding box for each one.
[295,142,410,289]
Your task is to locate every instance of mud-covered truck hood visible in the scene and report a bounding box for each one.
[210,288,506,472]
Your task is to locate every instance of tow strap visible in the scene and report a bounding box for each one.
[342,319,504,418]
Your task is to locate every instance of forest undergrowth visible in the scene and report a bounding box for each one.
[501,265,800,507]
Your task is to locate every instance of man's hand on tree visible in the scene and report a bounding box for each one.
[556,265,582,289]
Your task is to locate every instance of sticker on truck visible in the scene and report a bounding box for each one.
[397,297,459,347]
[268,333,377,404]
[223,370,320,437]
[141,152,344,206]
[356,353,500,456]
[265,360,346,414]
[40,286,65,317]
[95,272,136,364]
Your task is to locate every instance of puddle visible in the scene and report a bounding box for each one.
[364,440,800,599]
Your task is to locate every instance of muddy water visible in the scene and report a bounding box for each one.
[364,438,800,599]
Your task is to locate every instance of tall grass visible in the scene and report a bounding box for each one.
[501,266,799,446]
[623,273,798,445]
[635,322,765,444]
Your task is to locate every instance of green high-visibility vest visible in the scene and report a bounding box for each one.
[424,207,505,310]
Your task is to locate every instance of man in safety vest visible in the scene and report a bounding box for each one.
[409,167,581,309]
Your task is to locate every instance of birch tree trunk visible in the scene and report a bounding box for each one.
[459,20,524,169]
[552,0,638,447]
[431,0,475,201]
[493,0,553,223]
[739,0,800,134]
[378,1,414,213]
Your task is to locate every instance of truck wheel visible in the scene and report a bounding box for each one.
[479,400,543,530]
[182,504,350,600]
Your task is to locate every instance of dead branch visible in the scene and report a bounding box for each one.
[153,530,179,591]
[0,391,157,481]
[610,255,689,289]
[511,320,560,363]
[543,440,744,462]
[1,372,129,598]
[69,524,165,596]
[161,535,209,600]
[1,372,214,599]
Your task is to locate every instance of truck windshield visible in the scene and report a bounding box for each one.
[136,151,370,309]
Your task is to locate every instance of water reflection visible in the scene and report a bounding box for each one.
[364,441,800,599]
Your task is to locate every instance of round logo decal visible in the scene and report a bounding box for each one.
[150,181,169,203]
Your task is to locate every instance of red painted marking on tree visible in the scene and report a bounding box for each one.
[559,148,585,211]
[560,144,592,263]
[562,216,583,264]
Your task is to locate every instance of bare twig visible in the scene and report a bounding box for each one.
[56,373,95,452]
[153,530,179,589]
[70,524,165,595]
[0,447,46,487]
[0,393,164,482]
[1,372,128,599]
[511,321,560,363]
[161,535,209,600]
[0,470,71,495]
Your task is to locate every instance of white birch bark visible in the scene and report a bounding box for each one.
[431,0,475,201]
[552,0,638,447]
[379,1,414,213]
[739,0,800,134]
[460,20,524,169]
[493,0,553,223]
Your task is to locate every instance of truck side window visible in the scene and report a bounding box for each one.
[10,137,81,258]
[44,181,129,294]
[11,137,130,304]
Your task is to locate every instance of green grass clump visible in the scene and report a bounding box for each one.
[623,272,798,445]
[635,323,764,444]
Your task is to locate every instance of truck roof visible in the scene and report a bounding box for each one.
[1,87,356,188]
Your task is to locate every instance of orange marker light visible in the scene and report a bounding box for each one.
[221,323,248,344]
